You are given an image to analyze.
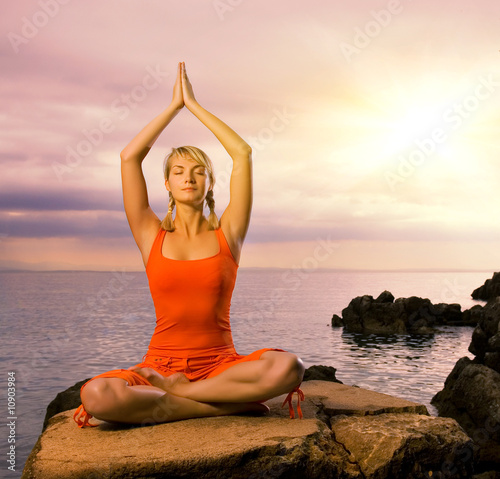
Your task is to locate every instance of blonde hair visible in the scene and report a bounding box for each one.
[160,146,219,232]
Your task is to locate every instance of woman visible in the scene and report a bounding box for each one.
[74,62,304,427]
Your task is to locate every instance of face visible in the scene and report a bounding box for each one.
[165,155,211,205]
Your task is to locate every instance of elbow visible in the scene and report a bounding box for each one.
[244,144,252,157]
[120,149,132,163]
[120,149,138,164]
[235,143,252,159]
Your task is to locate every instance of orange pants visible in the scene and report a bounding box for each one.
[73,348,303,427]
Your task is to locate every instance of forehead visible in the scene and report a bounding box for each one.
[170,155,203,168]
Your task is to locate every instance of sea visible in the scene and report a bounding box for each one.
[0,268,492,475]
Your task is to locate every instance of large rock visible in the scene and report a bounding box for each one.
[433,298,500,475]
[23,381,474,479]
[468,298,500,372]
[432,359,500,471]
[302,365,342,383]
[42,378,89,431]
[336,291,472,334]
[472,272,500,301]
[331,413,474,478]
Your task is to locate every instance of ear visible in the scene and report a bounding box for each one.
[165,179,170,192]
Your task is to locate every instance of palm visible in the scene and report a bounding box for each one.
[181,62,196,106]
[172,62,184,109]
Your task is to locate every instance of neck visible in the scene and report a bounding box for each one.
[172,204,208,237]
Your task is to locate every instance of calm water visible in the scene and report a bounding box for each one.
[0,269,490,474]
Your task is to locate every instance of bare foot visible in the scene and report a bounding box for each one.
[128,366,190,395]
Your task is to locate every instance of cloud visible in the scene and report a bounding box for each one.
[2,0,500,268]
[0,210,129,238]
[0,188,122,212]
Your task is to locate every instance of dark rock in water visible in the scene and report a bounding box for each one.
[341,294,407,334]
[472,272,500,300]
[43,378,89,432]
[462,305,486,327]
[468,298,500,370]
[375,290,394,303]
[433,302,464,325]
[433,297,500,475]
[338,292,473,334]
[432,359,500,472]
[303,365,342,383]
[331,313,343,327]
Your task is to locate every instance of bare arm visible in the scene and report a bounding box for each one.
[120,62,184,264]
[180,62,252,249]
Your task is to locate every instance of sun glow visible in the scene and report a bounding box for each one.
[321,71,498,190]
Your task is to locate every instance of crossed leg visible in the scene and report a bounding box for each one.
[130,351,304,403]
[80,351,304,425]
[80,379,269,425]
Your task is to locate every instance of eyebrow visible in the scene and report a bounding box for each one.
[172,164,205,169]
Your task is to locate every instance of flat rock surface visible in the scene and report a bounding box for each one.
[23,380,474,479]
[301,381,429,416]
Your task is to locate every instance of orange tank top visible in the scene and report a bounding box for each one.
[145,226,239,358]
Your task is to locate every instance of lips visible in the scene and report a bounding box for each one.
[182,188,196,191]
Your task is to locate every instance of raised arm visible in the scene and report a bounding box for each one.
[120,62,184,265]
[180,62,252,249]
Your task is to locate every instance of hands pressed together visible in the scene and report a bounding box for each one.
[172,61,197,111]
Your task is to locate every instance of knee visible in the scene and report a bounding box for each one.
[80,378,119,418]
[268,353,305,390]
[284,354,305,388]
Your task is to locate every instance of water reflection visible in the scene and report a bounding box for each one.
[330,327,474,415]
[341,331,436,351]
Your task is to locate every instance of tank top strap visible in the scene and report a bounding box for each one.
[146,228,166,271]
[216,226,238,265]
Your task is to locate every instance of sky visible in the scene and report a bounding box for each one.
[1,0,500,271]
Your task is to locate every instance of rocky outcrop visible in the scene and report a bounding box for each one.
[472,272,500,301]
[302,364,342,383]
[42,378,89,431]
[333,291,474,334]
[468,299,500,373]
[432,297,500,475]
[23,380,474,479]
